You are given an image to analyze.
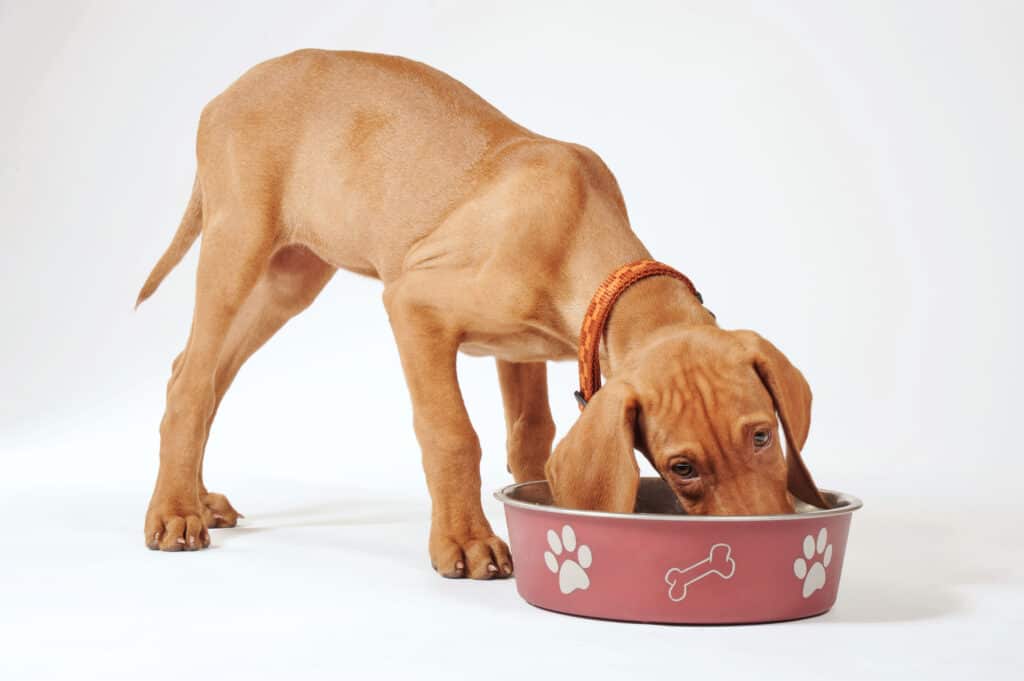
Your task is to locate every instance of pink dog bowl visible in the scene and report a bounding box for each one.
[495,478,862,624]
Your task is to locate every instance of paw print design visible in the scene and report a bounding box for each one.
[543,524,592,594]
[793,527,833,598]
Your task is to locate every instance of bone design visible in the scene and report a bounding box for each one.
[664,543,736,602]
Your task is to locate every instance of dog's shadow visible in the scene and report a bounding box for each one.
[212,494,427,542]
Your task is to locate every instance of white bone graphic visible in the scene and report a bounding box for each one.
[664,543,736,602]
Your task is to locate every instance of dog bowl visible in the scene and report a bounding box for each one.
[495,478,861,624]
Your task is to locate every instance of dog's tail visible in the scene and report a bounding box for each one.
[135,175,203,308]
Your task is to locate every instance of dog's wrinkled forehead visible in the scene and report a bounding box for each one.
[630,329,772,450]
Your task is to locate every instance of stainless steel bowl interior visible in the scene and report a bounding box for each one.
[495,477,862,522]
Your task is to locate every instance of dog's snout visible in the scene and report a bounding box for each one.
[702,480,794,516]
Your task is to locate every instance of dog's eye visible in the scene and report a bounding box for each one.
[671,460,698,479]
[753,429,772,449]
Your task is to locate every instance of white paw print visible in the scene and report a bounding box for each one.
[543,525,592,594]
[793,527,833,598]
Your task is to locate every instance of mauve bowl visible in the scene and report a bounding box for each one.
[495,478,862,624]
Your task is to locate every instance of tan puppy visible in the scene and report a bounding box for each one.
[138,50,826,579]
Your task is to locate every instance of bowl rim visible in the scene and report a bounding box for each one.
[494,478,863,522]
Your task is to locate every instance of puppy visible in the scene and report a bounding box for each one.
[138,50,827,579]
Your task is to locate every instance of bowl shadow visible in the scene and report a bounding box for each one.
[818,499,1015,624]
[824,577,964,623]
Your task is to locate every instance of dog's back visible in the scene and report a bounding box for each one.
[192,50,538,280]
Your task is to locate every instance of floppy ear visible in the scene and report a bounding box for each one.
[734,331,830,509]
[545,379,640,513]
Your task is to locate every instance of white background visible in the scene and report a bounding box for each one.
[1,1,1021,679]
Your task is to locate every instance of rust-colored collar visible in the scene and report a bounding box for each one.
[575,259,703,410]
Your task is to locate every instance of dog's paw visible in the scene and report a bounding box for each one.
[201,491,243,529]
[145,502,211,552]
[430,531,513,580]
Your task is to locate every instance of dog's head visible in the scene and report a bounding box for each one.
[545,327,827,515]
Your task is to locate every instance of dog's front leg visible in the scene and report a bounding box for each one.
[497,360,555,483]
[385,280,513,579]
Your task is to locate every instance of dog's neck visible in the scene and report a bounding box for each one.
[602,275,715,375]
[560,238,716,378]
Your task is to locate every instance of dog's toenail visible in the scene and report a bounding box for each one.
[455,561,464,571]
[502,564,512,574]
[487,564,498,573]
[176,537,185,544]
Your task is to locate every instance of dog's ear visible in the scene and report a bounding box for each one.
[545,379,640,513]
[734,331,830,509]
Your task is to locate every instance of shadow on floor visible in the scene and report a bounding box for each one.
[821,496,1023,623]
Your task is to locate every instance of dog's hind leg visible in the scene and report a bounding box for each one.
[496,360,555,483]
[144,206,278,551]
[196,245,336,528]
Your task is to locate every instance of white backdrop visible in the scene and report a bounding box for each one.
[1,2,1021,680]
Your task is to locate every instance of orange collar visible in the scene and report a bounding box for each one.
[575,259,704,410]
